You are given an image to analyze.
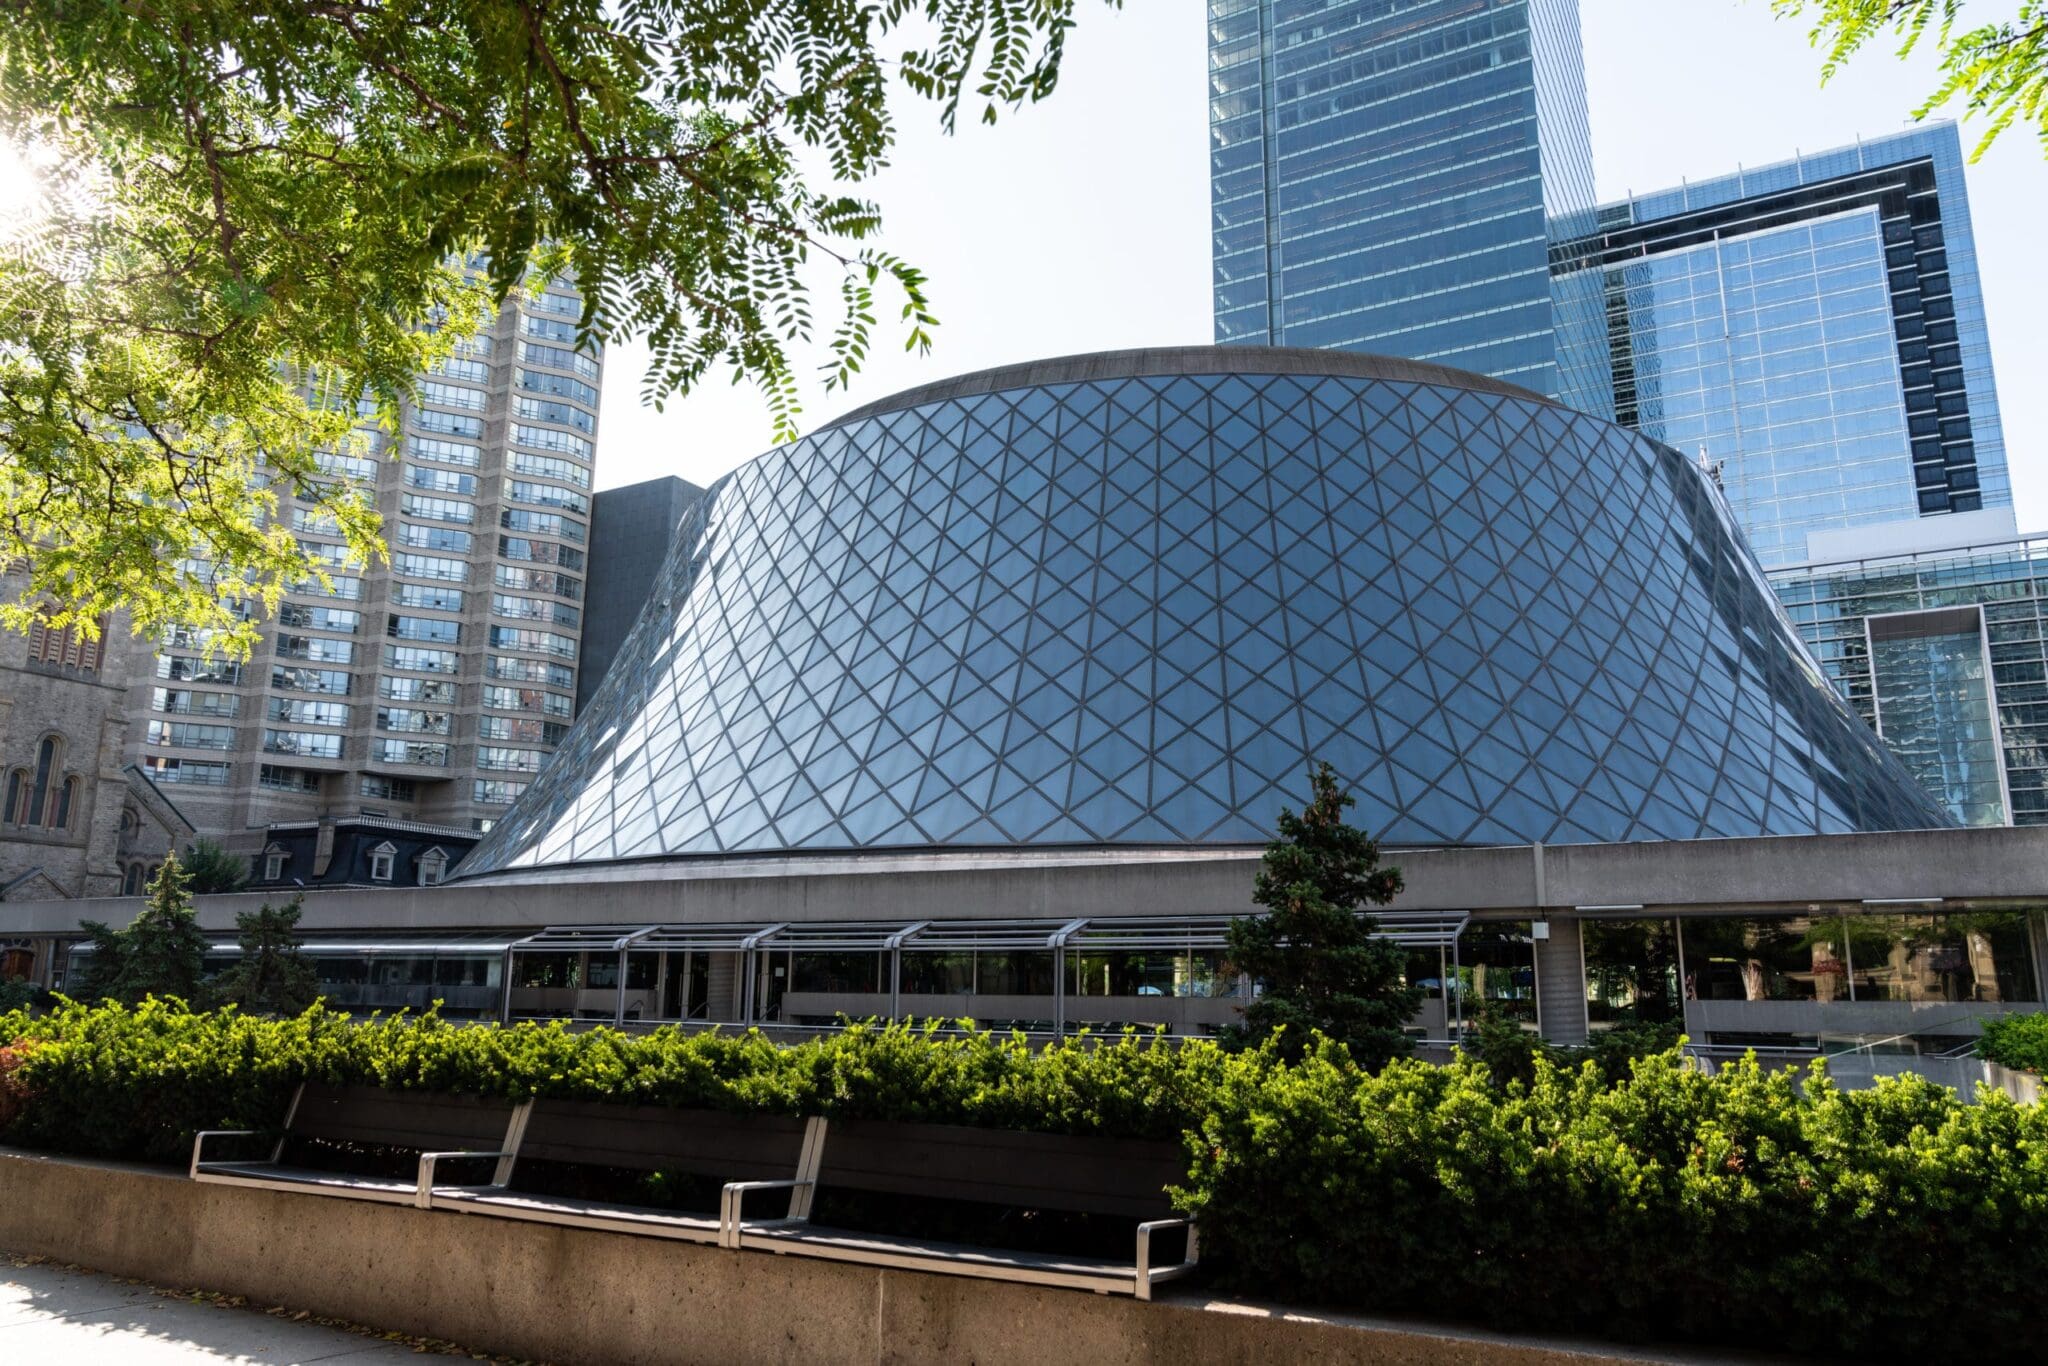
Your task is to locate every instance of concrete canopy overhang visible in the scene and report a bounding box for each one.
[4,825,2047,941]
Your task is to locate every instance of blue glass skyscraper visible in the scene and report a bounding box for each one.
[1572,124,2010,568]
[1208,0,1611,415]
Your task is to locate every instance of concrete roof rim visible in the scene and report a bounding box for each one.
[449,841,1281,888]
[815,345,1564,433]
[13,826,2048,936]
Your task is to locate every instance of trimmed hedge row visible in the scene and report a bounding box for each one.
[5,1000,2047,1361]
[1188,1037,2048,1360]
[0,999,1215,1164]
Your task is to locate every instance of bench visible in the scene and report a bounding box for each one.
[190,1081,523,1208]
[423,1099,825,1244]
[722,1118,1198,1299]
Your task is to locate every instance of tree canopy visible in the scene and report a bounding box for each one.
[1774,0,2048,159]
[181,836,250,894]
[0,0,1115,654]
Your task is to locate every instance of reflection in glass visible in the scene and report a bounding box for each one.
[1869,608,2008,826]
[1583,919,1682,1026]
[1841,912,2038,1004]
[1683,915,1847,1002]
[1070,952,1181,998]
[976,952,1054,996]
[791,952,885,995]
[1458,921,1539,1026]
[902,952,972,995]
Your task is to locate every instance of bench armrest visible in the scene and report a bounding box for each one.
[719,1179,816,1249]
[415,1150,514,1210]
[189,1130,261,1180]
[1134,1218,1198,1301]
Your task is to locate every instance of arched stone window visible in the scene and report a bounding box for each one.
[2,769,24,824]
[24,736,58,826]
[121,863,144,896]
[52,774,79,830]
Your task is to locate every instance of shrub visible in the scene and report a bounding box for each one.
[0,1001,1213,1164]
[1182,1042,2048,1361]
[1979,1012,2048,1073]
[0,978,45,1014]
[1463,1005,1683,1089]
[4,1001,2046,1361]
[0,1042,32,1131]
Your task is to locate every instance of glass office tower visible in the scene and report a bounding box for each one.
[1570,124,2009,569]
[1208,0,1611,415]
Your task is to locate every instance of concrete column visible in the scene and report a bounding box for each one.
[1534,916,1587,1045]
[706,952,739,1023]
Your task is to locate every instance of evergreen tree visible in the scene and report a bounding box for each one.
[62,919,128,1005]
[181,838,250,895]
[71,854,210,1006]
[208,897,319,1017]
[1226,763,1420,1068]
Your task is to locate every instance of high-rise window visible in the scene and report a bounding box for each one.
[408,437,482,468]
[393,553,469,583]
[146,720,237,750]
[263,729,344,760]
[395,583,465,613]
[513,395,595,434]
[508,451,592,486]
[383,645,460,674]
[404,465,479,496]
[266,697,349,728]
[1572,125,2010,567]
[387,615,461,645]
[400,494,475,525]
[396,523,474,554]
[140,756,230,786]
[1209,0,1609,411]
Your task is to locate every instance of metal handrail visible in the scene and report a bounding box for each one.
[1823,1019,1981,1058]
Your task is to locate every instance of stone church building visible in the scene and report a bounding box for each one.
[0,594,191,920]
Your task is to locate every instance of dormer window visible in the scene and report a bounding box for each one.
[417,846,449,886]
[369,840,397,882]
[262,843,290,882]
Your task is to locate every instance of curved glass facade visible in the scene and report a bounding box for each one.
[463,349,1949,876]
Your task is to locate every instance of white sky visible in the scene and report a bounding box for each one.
[596,0,2048,529]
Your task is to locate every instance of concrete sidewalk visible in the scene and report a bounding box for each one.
[1,1255,484,1363]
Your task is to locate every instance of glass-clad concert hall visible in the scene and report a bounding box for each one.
[465,347,1943,872]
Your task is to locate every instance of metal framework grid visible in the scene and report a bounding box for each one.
[496,911,1472,1035]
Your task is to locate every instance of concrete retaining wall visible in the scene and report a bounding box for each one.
[0,1147,1731,1365]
